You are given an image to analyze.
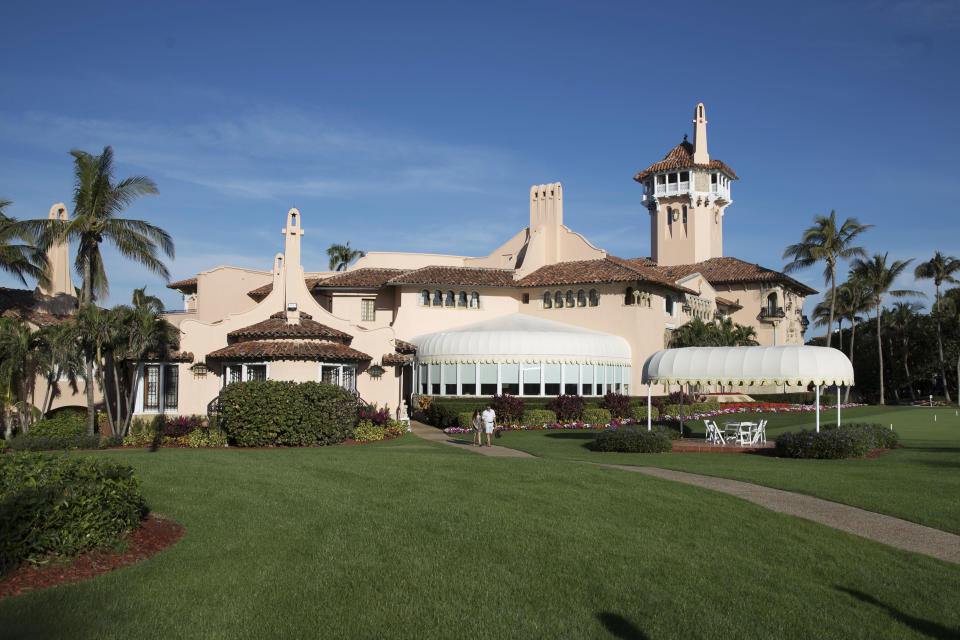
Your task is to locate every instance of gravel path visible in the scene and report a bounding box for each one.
[411,421,960,563]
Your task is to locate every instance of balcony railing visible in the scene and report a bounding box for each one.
[759,307,786,320]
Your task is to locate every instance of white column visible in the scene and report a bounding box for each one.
[456,363,461,397]
[496,363,502,395]
[647,384,652,431]
[540,362,545,397]
[815,384,821,433]
[837,385,841,427]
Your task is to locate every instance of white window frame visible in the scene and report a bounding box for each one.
[222,362,271,387]
[134,362,181,415]
[318,362,357,393]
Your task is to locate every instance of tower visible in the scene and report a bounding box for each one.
[633,103,738,266]
[42,203,74,297]
[281,208,305,324]
[517,183,564,275]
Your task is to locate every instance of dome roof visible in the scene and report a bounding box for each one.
[642,346,854,386]
[411,314,631,365]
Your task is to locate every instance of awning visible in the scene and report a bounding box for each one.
[411,313,631,365]
[642,346,854,387]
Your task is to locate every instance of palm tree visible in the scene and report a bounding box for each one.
[36,147,172,435]
[0,317,38,434]
[851,253,922,404]
[33,321,82,420]
[810,298,841,351]
[326,241,365,271]
[0,199,48,288]
[783,211,872,348]
[834,278,872,401]
[131,285,164,314]
[914,252,960,402]
[887,302,922,402]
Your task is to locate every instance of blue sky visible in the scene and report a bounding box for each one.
[1,0,958,320]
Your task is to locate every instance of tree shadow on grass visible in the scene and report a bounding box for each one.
[835,586,959,639]
[544,432,597,440]
[596,612,649,640]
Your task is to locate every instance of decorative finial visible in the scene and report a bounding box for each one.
[683,133,688,142]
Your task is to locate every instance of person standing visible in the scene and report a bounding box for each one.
[481,404,496,447]
[471,409,483,447]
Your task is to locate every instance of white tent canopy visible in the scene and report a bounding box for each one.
[642,345,855,387]
[412,313,631,365]
[640,346,855,433]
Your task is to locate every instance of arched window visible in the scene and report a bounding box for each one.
[588,289,599,307]
[420,290,430,306]
[445,290,455,307]
[433,290,442,307]
[457,291,467,308]
[682,205,688,225]
[470,292,479,308]
[624,286,634,306]
[577,289,586,307]
[554,291,564,309]
[565,290,574,308]
[543,291,552,309]
[666,207,673,226]
[766,293,778,315]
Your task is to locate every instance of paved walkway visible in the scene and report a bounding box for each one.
[409,421,534,458]
[411,421,960,563]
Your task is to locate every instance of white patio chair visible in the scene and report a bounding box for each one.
[750,419,767,445]
[704,420,725,446]
[737,422,757,446]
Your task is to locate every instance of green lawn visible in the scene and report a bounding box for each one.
[485,406,960,534]
[2,435,959,639]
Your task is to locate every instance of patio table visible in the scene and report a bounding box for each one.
[723,421,757,443]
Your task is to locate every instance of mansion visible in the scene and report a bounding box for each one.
[3,104,815,417]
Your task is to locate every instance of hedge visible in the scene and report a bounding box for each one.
[419,395,660,428]
[774,423,899,459]
[521,409,558,426]
[219,380,357,447]
[0,452,147,573]
[660,401,720,418]
[581,407,612,426]
[25,412,86,440]
[588,427,673,453]
[751,391,816,404]
[547,395,585,422]
[354,421,387,442]
[630,405,660,422]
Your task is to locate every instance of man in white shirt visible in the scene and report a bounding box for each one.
[481,404,496,447]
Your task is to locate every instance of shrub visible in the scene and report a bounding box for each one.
[600,393,631,419]
[689,401,721,414]
[160,415,205,438]
[186,428,228,448]
[547,395,585,423]
[26,412,86,440]
[774,423,898,459]
[0,439,6,451]
[0,453,147,573]
[429,402,470,428]
[581,407,612,426]
[588,427,673,453]
[492,394,525,425]
[384,419,407,439]
[354,420,387,442]
[220,380,357,447]
[358,405,391,426]
[99,434,124,449]
[457,412,476,430]
[8,434,101,451]
[630,405,660,422]
[521,409,557,426]
[123,429,157,447]
[751,391,815,405]
[651,391,697,412]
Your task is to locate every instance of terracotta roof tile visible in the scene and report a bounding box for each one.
[714,296,743,310]
[228,316,352,342]
[633,140,739,181]
[516,257,694,293]
[388,266,515,287]
[207,340,371,361]
[247,278,320,301]
[138,349,194,363]
[316,268,409,288]
[1,308,71,327]
[166,278,198,292]
[0,287,75,327]
[394,338,417,354]
[382,353,411,366]
[626,257,817,296]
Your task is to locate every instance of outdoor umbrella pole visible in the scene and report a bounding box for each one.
[815,384,820,433]
[837,385,841,427]
[647,384,652,432]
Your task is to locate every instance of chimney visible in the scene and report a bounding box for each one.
[43,203,73,296]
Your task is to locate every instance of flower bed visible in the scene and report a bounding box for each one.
[657,403,866,422]
[443,418,642,434]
